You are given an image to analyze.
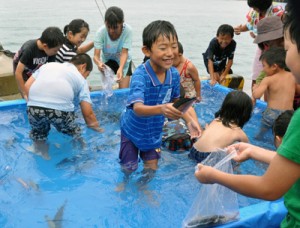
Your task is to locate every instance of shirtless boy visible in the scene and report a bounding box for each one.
[252,47,296,138]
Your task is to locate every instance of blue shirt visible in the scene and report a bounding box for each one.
[120,60,180,150]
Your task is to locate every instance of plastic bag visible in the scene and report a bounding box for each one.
[182,151,239,228]
[101,66,116,97]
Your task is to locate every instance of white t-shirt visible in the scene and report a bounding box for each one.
[27,62,91,112]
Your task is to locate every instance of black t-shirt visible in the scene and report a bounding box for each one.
[13,39,56,81]
[203,37,236,72]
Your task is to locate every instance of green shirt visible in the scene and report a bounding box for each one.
[277,109,300,227]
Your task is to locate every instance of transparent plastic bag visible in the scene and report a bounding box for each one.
[101,66,116,97]
[183,150,239,228]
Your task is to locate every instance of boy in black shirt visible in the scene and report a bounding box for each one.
[13,26,64,99]
[203,24,236,85]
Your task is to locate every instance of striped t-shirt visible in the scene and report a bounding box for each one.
[56,39,77,63]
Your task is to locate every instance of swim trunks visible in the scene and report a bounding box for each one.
[27,106,81,141]
[119,131,161,171]
[262,107,286,128]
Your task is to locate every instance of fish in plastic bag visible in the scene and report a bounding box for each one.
[101,66,116,97]
[183,150,239,228]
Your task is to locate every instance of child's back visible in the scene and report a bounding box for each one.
[262,71,295,110]
[193,119,248,152]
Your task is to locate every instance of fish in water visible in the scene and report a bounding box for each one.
[45,200,67,228]
[56,154,90,168]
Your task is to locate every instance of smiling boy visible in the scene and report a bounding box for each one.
[203,24,236,85]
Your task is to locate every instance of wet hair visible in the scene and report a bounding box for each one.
[178,41,184,54]
[247,0,272,12]
[105,6,124,28]
[259,47,287,69]
[70,53,93,72]
[273,110,294,137]
[217,24,234,38]
[283,0,300,53]
[64,19,90,36]
[143,20,178,50]
[39,27,64,48]
[215,90,253,128]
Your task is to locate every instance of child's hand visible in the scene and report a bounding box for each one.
[162,103,182,120]
[116,68,123,82]
[210,78,217,86]
[234,24,243,35]
[97,62,106,72]
[196,96,202,103]
[227,142,252,162]
[194,164,216,184]
[186,121,201,139]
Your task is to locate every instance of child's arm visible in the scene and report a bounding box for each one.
[80,101,104,132]
[116,48,129,81]
[77,41,94,54]
[93,48,105,72]
[195,153,300,200]
[227,142,275,164]
[252,78,269,99]
[208,59,217,85]
[15,62,27,99]
[133,102,183,120]
[220,59,233,80]
[182,107,202,138]
[187,63,201,102]
[234,24,249,35]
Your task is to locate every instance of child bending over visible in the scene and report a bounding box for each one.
[202,24,236,86]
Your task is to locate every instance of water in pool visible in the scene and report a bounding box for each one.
[0,82,274,227]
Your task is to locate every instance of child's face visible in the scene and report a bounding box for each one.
[43,45,61,56]
[172,48,181,67]
[284,30,300,83]
[68,27,89,47]
[216,34,232,49]
[106,22,123,41]
[261,60,276,76]
[144,35,178,71]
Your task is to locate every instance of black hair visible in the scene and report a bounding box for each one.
[70,53,93,72]
[39,27,64,48]
[217,24,234,38]
[283,0,300,53]
[273,110,294,137]
[215,90,253,128]
[259,47,287,69]
[105,6,124,29]
[247,0,272,12]
[178,41,183,54]
[143,20,178,50]
[64,19,90,36]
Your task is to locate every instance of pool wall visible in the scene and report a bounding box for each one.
[0,81,287,227]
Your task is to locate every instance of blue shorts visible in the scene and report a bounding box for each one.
[119,131,161,171]
[27,106,81,141]
[262,108,285,128]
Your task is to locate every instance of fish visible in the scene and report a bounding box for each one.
[45,200,67,228]
[186,213,239,228]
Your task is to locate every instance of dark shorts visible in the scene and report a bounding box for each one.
[188,146,211,163]
[105,59,132,76]
[119,131,161,171]
[27,106,81,141]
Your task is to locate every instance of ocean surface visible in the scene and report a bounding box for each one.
[1,0,265,95]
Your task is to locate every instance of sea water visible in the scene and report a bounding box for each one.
[0,81,274,227]
[0,0,262,95]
